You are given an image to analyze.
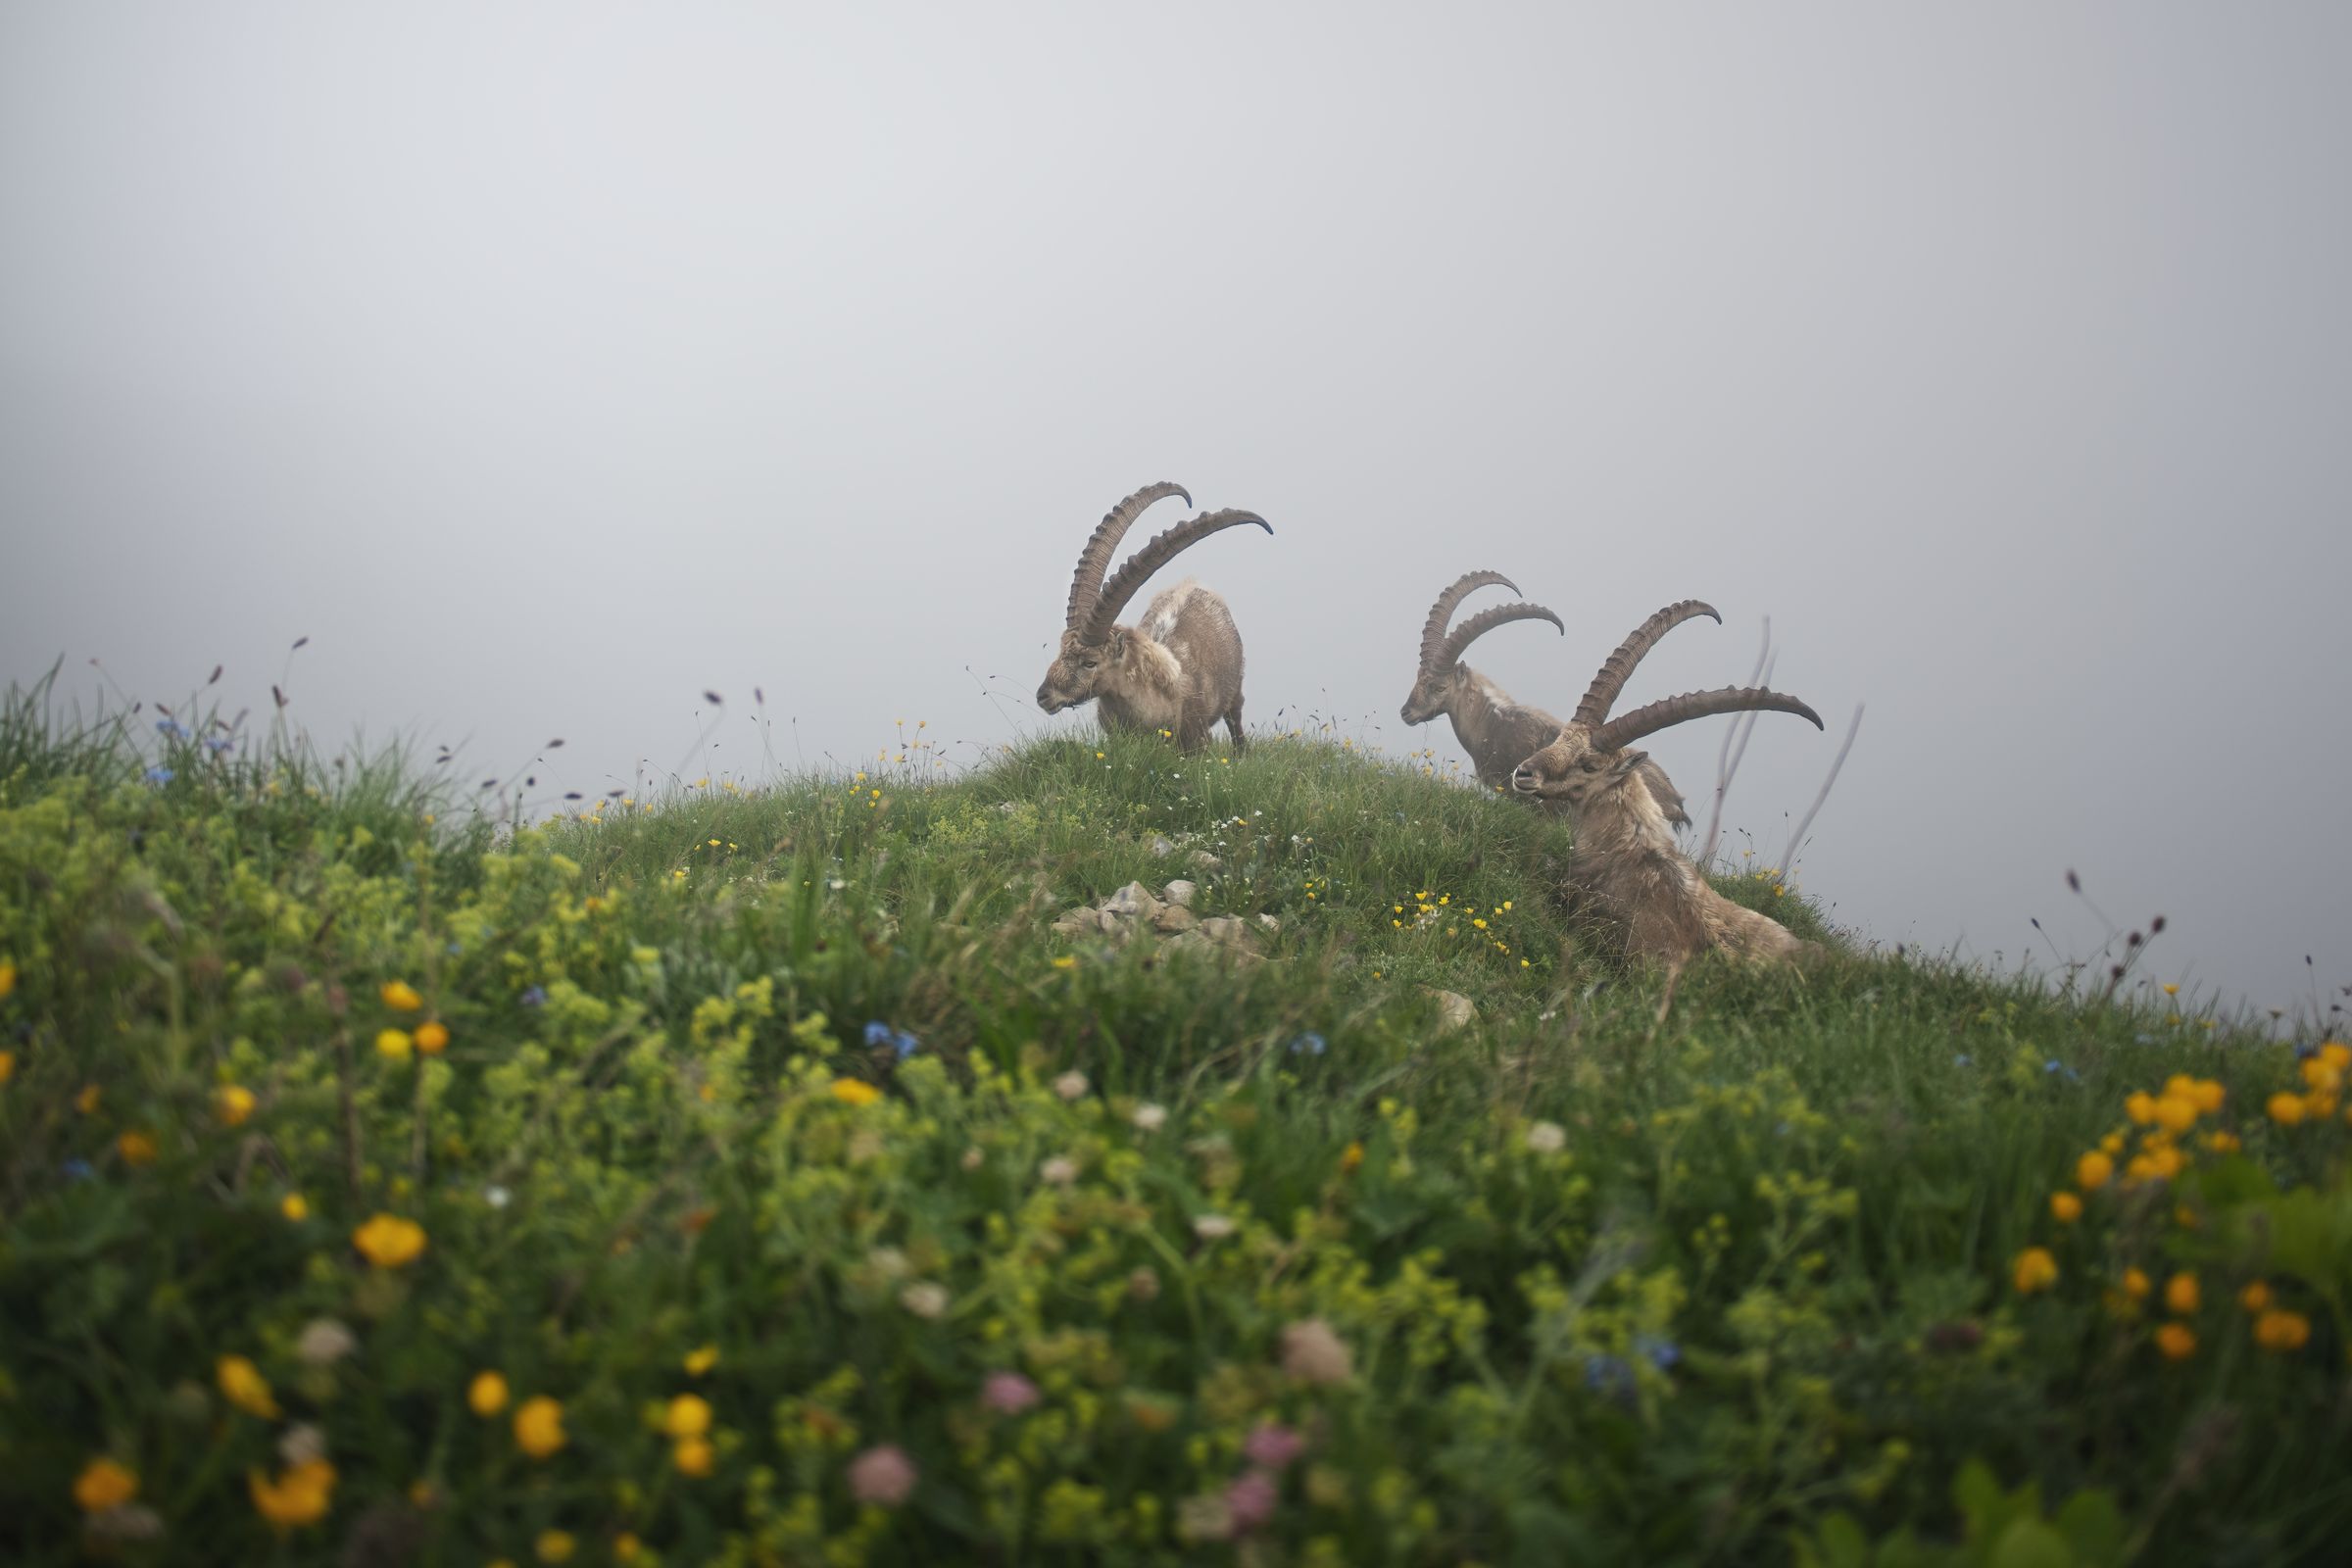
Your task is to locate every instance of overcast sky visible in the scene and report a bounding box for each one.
[4,4,2346,1022]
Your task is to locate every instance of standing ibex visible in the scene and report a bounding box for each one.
[1511,672,1825,973]
[1401,576,1710,826]
[1036,482,1270,751]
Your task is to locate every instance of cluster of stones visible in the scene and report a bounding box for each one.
[1051,880,1275,963]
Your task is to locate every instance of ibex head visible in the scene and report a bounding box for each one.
[1037,482,1270,712]
[1399,571,1564,724]
[1510,600,1819,802]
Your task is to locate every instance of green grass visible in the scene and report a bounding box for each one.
[3,703,2347,1567]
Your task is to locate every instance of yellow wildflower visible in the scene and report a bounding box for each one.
[218,1354,282,1418]
[2267,1092,2306,1126]
[74,1457,138,1512]
[2163,1273,2199,1315]
[614,1534,643,1563]
[414,1021,449,1055]
[536,1529,576,1562]
[830,1079,882,1107]
[216,1084,257,1126]
[684,1345,720,1377]
[2240,1280,2273,1313]
[2153,1095,2198,1134]
[375,1028,414,1061]
[2189,1079,2226,1113]
[2253,1308,2312,1352]
[352,1212,427,1268]
[674,1436,714,1476]
[1050,955,1077,970]
[2162,982,2180,996]
[76,1083,102,1114]
[2322,1041,2351,1071]
[2122,1268,2151,1300]
[380,980,423,1012]
[2049,1192,2082,1224]
[2124,1092,2157,1125]
[2012,1248,2059,1295]
[249,1458,335,1529]
[514,1396,566,1457]
[2076,1151,2114,1191]
[0,1051,15,1086]
[281,1193,309,1222]
[468,1371,510,1416]
[664,1394,712,1439]
[2154,1323,2196,1361]
[118,1130,159,1166]
[2204,1130,2241,1154]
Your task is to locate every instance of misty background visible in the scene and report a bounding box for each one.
[3,4,2345,1021]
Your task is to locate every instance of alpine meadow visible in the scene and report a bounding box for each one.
[4,664,2348,1567]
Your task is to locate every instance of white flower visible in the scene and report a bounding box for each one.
[1131,1102,1167,1133]
[866,1246,910,1279]
[483,1184,512,1209]
[294,1318,357,1366]
[959,1146,985,1171]
[1525,1120,1566,1154]
[1054,1070,1090,1102]
[899,1281,950,1319]
[1040,1155,1079,1186]
[278,1423,328,1467]
[1192,1213,1236,1241]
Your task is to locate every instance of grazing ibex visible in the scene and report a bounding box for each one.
[1036,482,1270,751]
[1512,663,1825,974]
[1400,576,1708,826]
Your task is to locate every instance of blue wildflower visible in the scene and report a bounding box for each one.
[519,985,547,1008]
[144,766,174,786]
[1289,1032,1328,1056]
[205,736,233,755]
[1583,1354,1635,1401]
[1635,1334,1682,1371]
[155,718,190,740]
[446,942,464,956]
[63,1158,96,1183]
[1953,1054,1973,1067]
[2295,1042,2319,1061]
[893,1029,919,1060]
[864,1020,895,1049]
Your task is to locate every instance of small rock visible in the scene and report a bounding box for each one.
[1162,879,1198,907]
[1094,907,1128,936]
[1199,915,1251,947]
[1051,909,1096,938]
[1152,905,1200,934]
[1255,913,1280,934]
[1151,836,1175,858]
[1103,882,1162,919]
[1189,850,1224,872]
[1424,989,1477,1034]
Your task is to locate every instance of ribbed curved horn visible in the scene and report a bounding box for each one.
[1442,602,1565,667]
[1592,685,1824,752]
[1572,600,1722,727]
[1085,509,1273,643]
[1065,482,1192,633]
[1418,570,1519,670]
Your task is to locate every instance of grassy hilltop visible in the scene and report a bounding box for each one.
[3,697,2349,1567]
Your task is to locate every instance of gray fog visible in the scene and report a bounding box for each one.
[4,4,2346,1022]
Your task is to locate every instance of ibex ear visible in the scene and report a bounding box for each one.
[1610,749,1647,777]
[1105,626,1130,659]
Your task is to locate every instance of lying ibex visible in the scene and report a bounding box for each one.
[1400,576,1709,825]
[1512,674,1825,973]
[1036,482,1270,751]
